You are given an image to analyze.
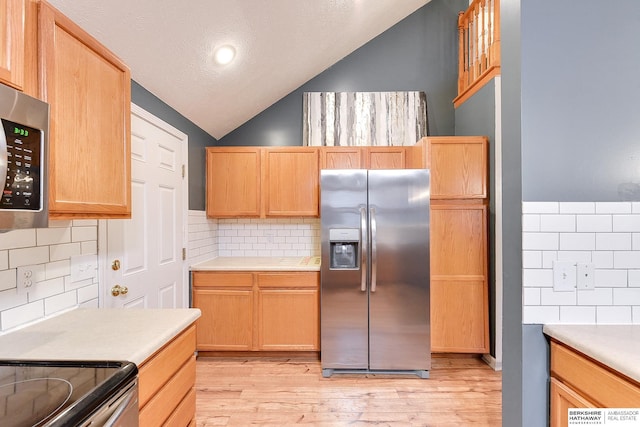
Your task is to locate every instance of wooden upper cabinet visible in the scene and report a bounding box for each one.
[319,146,411,170]
[366,147,407,169]
[0,0,25,90]
[206,146,319,218]
[428,136,487,199]
[39,1,131,218]
[206,147,261,217]
[320,146,363,169]
[263,147,319,217]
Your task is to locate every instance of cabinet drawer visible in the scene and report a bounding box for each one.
[550,341,640,407]
[139,355,196,426]
[257,272,319,289]
[192,271,254,288]
[138,324,195,407]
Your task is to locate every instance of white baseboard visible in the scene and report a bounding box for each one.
[482,354,502,371]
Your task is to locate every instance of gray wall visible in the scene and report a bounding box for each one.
[521,0,640,202]
[501,0,524,425]
[216,0,467,147]
[131,81,217,211]
[454,80,497,357]
[510,1,640,426]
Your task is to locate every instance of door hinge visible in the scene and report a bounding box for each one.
[182,164,185,178]
[182,247,186,261]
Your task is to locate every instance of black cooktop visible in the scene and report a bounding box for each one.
[0,360,137,427]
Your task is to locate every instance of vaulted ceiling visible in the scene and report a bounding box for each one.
[46,0,430,139]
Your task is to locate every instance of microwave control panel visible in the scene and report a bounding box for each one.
[1,119,42,210]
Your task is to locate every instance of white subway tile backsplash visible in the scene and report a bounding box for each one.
[44,291,77,316]
[614,252,640,269]
[36,228,71,246]
[559,202,595,214]
[556,251,592,263]
[523,202,640,325]
[540,215,575,232]
[71,226,97,242]
[595,233,632,250]
[9,246,49,268]
[541,289,577,305]
[523,288,541,305]
[613,215,640,232]
[629,270,640,287]
[523,269,553,287]
[613,288,640,305]
[0,229,36,250]
[592,251,614,269]
[559,233,595,250]
[576,215,612,232]
[522,215,540,232]
[28,277,65,301]
[596,202,632,214]
[577,288,613,306]
[0,220,100,332]
[49,243,82,262]
[1,300,44,330]
[523,233,558,250]
[77,284,98,303]
[523,251,542,268]
[522,202,559,214]
[542,251,558,268]
[0,270,16,292]
[597,306,632,323]
[594,269,628,287]
[559,306,596,324]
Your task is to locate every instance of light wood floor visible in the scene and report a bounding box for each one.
[194,354,501,426]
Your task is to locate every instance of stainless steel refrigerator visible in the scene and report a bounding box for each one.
[320,169,430,378]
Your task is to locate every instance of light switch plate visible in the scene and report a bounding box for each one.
[553,261,576,291]
[576,263,595,290]
[70,254,97,283]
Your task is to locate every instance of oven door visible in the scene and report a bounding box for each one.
[83,378,138,427]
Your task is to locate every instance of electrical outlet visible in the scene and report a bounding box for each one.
[576,263,595,290]
[16,264,45,294]
[553,261,576,291]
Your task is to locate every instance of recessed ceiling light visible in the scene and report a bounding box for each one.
[214,45,236,65]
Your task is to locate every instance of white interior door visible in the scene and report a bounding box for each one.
[101,104,188,308]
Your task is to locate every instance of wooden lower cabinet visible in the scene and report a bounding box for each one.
[550,340,640,427]
[138,323,196,426]
[430,203,489,353]
[192,271,320,352]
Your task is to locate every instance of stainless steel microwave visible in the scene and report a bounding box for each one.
[0,84,49,230]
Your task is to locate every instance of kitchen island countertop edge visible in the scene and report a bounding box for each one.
[543,324,640,384]
[0,307,201,366]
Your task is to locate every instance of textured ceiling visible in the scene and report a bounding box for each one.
[46,0,430,139]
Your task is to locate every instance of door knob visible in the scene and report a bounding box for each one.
[111,284,128,297]
[111,260,121,271]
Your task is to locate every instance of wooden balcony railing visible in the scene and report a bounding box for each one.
[454,0,501,108]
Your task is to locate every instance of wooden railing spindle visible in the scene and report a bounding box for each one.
[454,0,501,108]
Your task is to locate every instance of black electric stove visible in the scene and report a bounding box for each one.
[0,360,137,427]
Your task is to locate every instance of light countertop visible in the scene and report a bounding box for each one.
[190,256,321,271]
[543,324,640,383]
[0,308,201,365]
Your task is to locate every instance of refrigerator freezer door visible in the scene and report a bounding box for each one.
[367,169,431,371]
[320,169,369,369]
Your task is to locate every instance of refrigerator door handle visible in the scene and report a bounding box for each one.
[370,206,377,293]
[360,206,367,292]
